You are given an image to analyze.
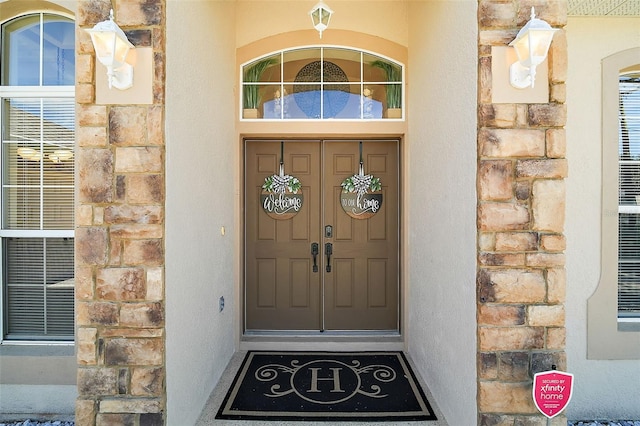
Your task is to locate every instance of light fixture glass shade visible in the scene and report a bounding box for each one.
[508,7,558,89]
[49,150,74,163]
[309,1,333,38]
[86,10,134,90]
[17,147,42,161]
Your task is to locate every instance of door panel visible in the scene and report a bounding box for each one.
[322,141,398,330]
[245,139,398,332]
[246,141,321,330]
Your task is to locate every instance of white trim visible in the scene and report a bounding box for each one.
[0,86,75,97]
[0,9,75,27]
[0,230,74,238]
[0,339,74,346]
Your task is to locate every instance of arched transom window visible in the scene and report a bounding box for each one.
[241,47,404,120]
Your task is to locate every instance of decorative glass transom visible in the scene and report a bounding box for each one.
[241,47,403,120]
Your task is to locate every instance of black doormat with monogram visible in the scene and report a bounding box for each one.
[216,351,437,422]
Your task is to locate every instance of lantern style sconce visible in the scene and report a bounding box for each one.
[508,7,558,89]
[86,9,135,90]
[309,1,333,39]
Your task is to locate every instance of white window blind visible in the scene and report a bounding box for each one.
[3,98,74,230]
[4,238,74,338]
[618,74,640,317]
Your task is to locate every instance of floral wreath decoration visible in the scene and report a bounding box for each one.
[341,164,381,196]
[262,165,302,194]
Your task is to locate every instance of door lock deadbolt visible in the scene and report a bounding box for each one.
[325,225,333,238]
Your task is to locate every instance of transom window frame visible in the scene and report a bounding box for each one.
[0,11,75,343]
[240,46,405,121]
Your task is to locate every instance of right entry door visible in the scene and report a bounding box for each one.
[245,139,399,331]
[322,141,398,330]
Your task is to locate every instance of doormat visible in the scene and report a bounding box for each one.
[216,351,437,422]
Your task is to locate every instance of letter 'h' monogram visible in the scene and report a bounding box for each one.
[308,367,344,393]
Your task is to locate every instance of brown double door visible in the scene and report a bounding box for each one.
[245,139,399,331]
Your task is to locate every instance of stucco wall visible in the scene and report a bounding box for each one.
[406,1,478,425]
[234,0,408,48]
[565,17,640,419]
[165,2,237,425]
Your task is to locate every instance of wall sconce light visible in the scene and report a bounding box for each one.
[508,7,558,89]
[309,1,333,38]
[86,9,135,90]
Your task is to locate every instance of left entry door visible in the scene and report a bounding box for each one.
[245,139,399,331]
[245,140,322,330]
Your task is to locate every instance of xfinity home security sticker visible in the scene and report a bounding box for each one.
[533,370,574,418]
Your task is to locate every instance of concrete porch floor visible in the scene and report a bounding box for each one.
[195,350,449,425]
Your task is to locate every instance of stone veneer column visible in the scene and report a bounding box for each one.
[75,1,166,425]
[477,1,568,424]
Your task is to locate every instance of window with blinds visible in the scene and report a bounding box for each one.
[618,73,640,318]
[1,13,75,341]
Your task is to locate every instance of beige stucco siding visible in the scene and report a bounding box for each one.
[165,2,238,426]
[234,0,409,48]
[566,16,640,419]
[406,1,478,425]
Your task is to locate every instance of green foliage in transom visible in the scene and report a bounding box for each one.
[371,59,402,109]
[243,57,277,109]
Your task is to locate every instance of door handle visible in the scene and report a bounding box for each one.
[311,243,319,273]
[325,243,333,272]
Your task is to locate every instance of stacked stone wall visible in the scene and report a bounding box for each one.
[75,1,166,425]
[477,1,568,424]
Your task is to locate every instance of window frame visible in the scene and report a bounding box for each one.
[240,46,405,121]
[0,12,75,343]
[588,47,640,359]
[617,72,640,320]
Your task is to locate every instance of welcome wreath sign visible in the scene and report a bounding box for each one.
[261,143,303,220]
[260,142,384,220]
[340,142,383,219]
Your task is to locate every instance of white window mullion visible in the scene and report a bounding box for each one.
[39,98,44,230]
[320,47,324,119]
[39,13,44,86]
[0,229,74,238]
[42,237,47,335]
[359,51,363,119]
